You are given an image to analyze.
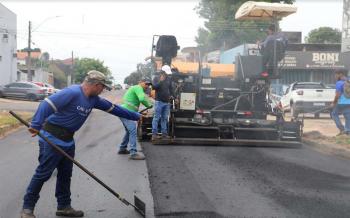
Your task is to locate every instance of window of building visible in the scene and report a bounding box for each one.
[2,34,9,43]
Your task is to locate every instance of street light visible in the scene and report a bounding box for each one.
[26,15,62,81]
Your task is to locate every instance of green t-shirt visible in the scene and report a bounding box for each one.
[121,85,152,112]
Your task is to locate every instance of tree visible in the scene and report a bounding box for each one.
[305,27,341,44]
[73,58,112,83]
[49,63,67,89]
[195,0,295,52]
[124,62,153,85]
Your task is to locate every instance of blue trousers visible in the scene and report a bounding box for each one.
[152,100,170,135]
[118,117,137,155]
[331,104,350,133]
[23,140,75,210]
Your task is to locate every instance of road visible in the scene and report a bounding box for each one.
[143,143,350,218]
[0,90,154,218]
[0,97,40,112]
[1,91,350,217]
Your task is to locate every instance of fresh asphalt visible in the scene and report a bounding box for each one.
[142,141,350,218]
[1,91,350,217]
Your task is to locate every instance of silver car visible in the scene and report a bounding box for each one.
[0,81,48,101]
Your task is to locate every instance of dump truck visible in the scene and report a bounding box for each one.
[137,1,302,147]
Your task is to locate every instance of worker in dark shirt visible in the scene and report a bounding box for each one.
[151,65,175,141]
[20,70,141,218]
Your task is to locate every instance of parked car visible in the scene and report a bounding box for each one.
[280,82,335,118]
[33,82,59,95]
[326,84,336,89]
[0,81,48,101]
[269,84,288,109]
[114,84,122,90]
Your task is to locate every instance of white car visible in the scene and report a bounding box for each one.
[280,82,335,118]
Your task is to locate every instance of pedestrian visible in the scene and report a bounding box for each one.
[118,78,153,160]
[331,69,350,136]
[151,65,175,141]
[20,70,141,218]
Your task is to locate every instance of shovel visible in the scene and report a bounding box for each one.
[9,111,146,217]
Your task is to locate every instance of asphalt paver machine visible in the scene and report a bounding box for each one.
[138,1,302,147]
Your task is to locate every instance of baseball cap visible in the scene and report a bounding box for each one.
[161,65,172,75]
[85,70,112,91]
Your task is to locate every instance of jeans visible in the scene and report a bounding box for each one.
[118,117,137,155]
[23,141,75,210]
[331,104,350,133]
[331,104,344,132]
[341,106,350,133]
[152,100,170,135]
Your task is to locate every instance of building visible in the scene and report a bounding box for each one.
[17,49,41,65]
[0,3,17,86]
[219,42,349,85]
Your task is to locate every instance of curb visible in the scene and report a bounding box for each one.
[303,138,350,159]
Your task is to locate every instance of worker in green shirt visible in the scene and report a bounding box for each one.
[118,78,152,160]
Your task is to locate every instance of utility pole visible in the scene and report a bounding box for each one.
[27,21,32,81]
[71,51,74,84]
[342,0,350,52]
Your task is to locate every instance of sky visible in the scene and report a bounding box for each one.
[1,0,344,85]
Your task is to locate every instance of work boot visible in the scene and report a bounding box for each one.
[56,207,84,217]
[129,152,146,160]
[336,131,345,136]
[162,134,171,140]
[20,209,35,218]
[151,134,161,141]
[118,149,130,155]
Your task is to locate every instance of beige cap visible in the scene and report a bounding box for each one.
[85,70,111,91]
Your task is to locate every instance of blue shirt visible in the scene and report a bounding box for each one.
[31,85,141,146]
[336,78,350,105]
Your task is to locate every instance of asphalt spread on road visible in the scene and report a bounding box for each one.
[142,142,350,218]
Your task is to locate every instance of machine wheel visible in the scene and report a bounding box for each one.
[290,104,299,119]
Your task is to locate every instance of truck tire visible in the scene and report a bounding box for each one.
[290,104,299,118]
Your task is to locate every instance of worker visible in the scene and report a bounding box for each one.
[151,65,175,141]
[21,70,141,218]
[259,24,287,73]
[118,78,153,160]
[331,69,350,136]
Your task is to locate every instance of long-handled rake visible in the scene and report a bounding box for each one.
[10,111,146,217]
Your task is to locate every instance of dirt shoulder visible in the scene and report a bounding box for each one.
[300,115,350,158]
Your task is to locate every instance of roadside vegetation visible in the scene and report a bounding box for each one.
[0,111,33,136]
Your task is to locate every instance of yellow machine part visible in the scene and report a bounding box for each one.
[154,59,236,78]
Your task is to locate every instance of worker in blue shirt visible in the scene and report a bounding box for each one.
[20,70,141,218]
[331,69,350,136]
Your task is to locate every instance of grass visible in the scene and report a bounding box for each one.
[335,135,350,145]
[0,111,33,127]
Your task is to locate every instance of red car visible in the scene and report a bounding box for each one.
[33,82,57,95]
